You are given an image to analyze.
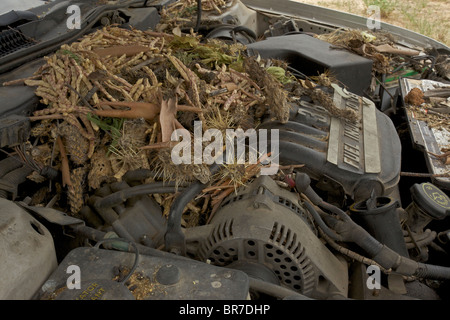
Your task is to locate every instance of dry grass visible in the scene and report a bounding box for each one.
[294,0,450,46]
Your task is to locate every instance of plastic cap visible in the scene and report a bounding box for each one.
[410,183,450,220]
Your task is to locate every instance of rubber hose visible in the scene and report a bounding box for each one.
[70,224,194,262]
[88,195,119,225]
[321,207,450,279]
[232,26,257,42]
[295,173,350,222]
[165,163,221,254]
[299,172,450,280]
[303,201,344,242]
[248,277,313,300]
[317,199,352,222]
[122,169,161,184]
[347,223,385,257]
[415,262,450,280]
[165,180,208,254]
[94,181,184,209]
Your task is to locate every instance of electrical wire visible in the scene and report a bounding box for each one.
[286,65,313,81]
[94,238,140,285]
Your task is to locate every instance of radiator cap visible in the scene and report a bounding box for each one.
[410,182,450,220]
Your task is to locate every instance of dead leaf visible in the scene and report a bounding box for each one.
[371,43,420,56]
[95,101,161,120]
[160,98,178,142]
[172,26,182,37]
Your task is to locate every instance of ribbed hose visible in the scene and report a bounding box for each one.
[350,223,385,257]
[415,263,450,280]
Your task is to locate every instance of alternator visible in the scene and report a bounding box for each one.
[197,176,348,299]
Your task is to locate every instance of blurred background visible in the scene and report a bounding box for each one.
[292,0,449,46]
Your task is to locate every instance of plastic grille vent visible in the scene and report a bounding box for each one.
[200,219,317,295]
[277,196,316,232]
[268,222,316,293]
[0,29,35,58]
[200,219,237,265]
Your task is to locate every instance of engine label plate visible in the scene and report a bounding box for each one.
[327,84,381,174]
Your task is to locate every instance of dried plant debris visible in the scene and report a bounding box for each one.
[403,82,450,131]
[88,147,113,190]
[112,267,167,300]
[243,57,290,123]
[2,23,356,217]
[58,122,90,165]
[317,29,405,74]
[408,105,450,132]
[404,87,425,106]
[310,88,358,123]
[67,166,87,216]
[157,0,234,32]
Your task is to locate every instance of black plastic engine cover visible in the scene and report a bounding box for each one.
[247,34,373,95]
[261,84,401,202]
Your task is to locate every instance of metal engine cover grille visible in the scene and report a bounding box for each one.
[198,176,348,298]
[0,29,35,58]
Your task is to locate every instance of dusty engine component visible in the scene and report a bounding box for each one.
[260,84,402,203]
[193,176,348,299]
[408,182,450,223]
[82,181,169,248]
[205,25,256,45]
[39,246,249,300]
[402,182,450,261]
[399,78,450,190]
[350,196,409,258]
[0,198,57,299]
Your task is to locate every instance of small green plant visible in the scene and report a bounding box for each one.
[363,0,396,17]
[58,49,82,64]
[86,113,124,155]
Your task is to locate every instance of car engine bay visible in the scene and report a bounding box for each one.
[0,0,449,301]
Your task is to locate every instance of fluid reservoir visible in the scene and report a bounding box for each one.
[0,198,57,299]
